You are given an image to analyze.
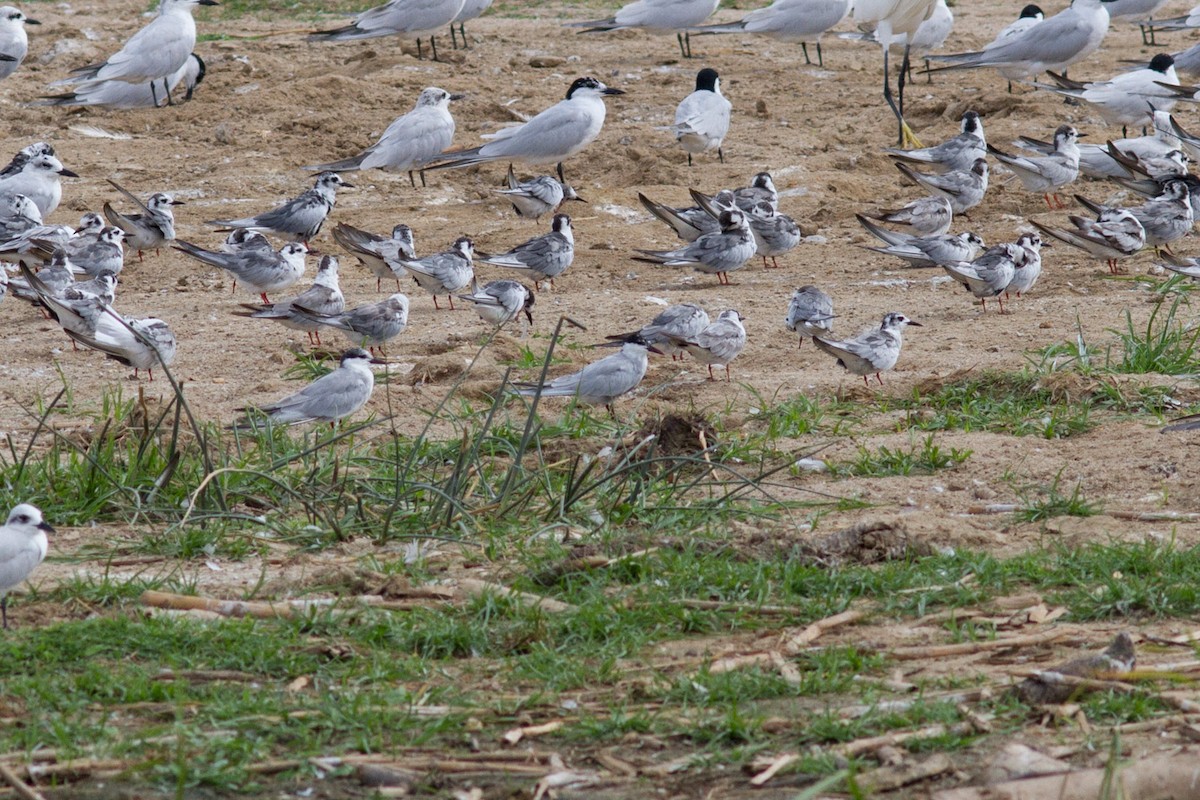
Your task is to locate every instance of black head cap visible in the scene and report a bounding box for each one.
[695,67,720,92]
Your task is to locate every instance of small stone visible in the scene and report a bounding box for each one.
[530,56,565,68]
[755,98,768,117]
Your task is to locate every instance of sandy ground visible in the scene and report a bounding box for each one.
[2,2,1200,556]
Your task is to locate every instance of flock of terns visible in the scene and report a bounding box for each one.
[8,0,1200,620]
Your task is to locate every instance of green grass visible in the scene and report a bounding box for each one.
[1011,469,1103,523]
[831,435,971,477]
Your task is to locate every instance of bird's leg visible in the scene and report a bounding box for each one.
[433,296,441,310]
[460,22,469,48]
[450,23,459,49]
[688,152,693,167]
[408,170,416,188]
[677,31,687,58]
[164,79,174,107]
[875,373,884,386]
[1043,194,1053,210]
[150,81,160,108]
[231,280,238,294]
[1,596,7,629]
[882,46,922,148]
[315,330,322,346]
[980,298,987,312]
[801,42,812,66]
[724,364,731,381]
[556,162,565,183]
[772,256,780,268]
[416,38,425,60]
[862,375,870,388]
[261,293,270,303]
[138,250,144,262]
[431,36,440,61]
[147,369,154,382]
[447,294,455,310]
[817,42,823,68]
[1007,80,1014,94]
[718,147,724,164]
[419,170,428,188]
[924,57,932,84]
[376,277,382,292]
[707,365,715,381]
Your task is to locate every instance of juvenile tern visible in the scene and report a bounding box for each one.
[235,348,383,428]
[295,293,409,353]
[455,279,534,326]
[427,77,625,182]
[814,312,921,386]
[174,237,308,302]
[893,158,988,215]
[860,195,953,235]
[1032,208,1144,273]
[496,165,584,220]
[0,504,50,629]
[606,302,709,360]
[206,172,352,243]
[857,213,983,267]
[745,201,801,267]
[785,285,834,348]
[666,308,746,381]
[477,213,574,290]
[396,236,474,309]
[67,307,178,380]
[332,221,414,291]
[633,208,756,285]
[102,180,183,259]
[638,190,724,242]
[54,0,218,107]
[662,67,731,166]
[233,255,345,345]
[941,242,1021,312]
[305,87,459,187]
[1076,179,1192,251]
[565,0,720,58]
[1005,232,1044,297]
[988,124,1081,209]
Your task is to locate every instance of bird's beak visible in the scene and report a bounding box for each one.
[523,308,533,325]
[602,87,626,96]
[1076,132,1087,137]
[369,357,388,365]
[198,0,219,5]
[171,200,186,205]
[339,180,355,188]
[449,93,466,101]
[572,195,588,204]
[25,17,40,24]
[647,345,664,355]
[37,521,54,533]
[59,168,79,177]
[907,320,923,327]
[307,247,323,256]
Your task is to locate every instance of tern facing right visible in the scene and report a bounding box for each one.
[477,213,574,290]
[941,241,1022,313]
[1031,207,1145,273]
[858,213,984,268]
[427,77,625,182]
[0,504,51,629]
[513,336,660,413]
[690,0,850,67]
[814,312,920,386]
[496,165,583,220]
[398,236,475,309]
[67,308,178,380]
[785,285,834,349]
[207,172,352,243]
[305,87,459,187]
[667,308,746,381]
[174,238,308,303]
[565,0,721,58]
[235,348,384,429]
[861,195,953,235]
[332,222,415,291]
[37,52,205,108]
[633,208,756,285]
[0,154,78,217]
[309,0,467,60]
[894,158,988,215]
[886,110,986,174]
[295,293,410,354]
[103,180,184,259]
[456,279,534,326]
[988,124,1081,209]
[606,302,709,360]
[233,255,345,345]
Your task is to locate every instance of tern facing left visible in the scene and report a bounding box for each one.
[235,348,384,429]
[0,504,51,629]
[663,67,731,166]
[427,77,625,182]
[1035,54,1178,135]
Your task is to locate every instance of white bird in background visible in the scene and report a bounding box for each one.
[0,6,38,82]
[566,0,721,58]
[450,0,493,48]
[1108,0,1171,44]
[663,67,732,166]
[928,0,1112,85]
[427,77,625,183]
[53,0,218,107]
[691,0,850,67]
[853,0,939,146]
[309,0,467,61]
[1035,54,1178,136]
[305,87,460,187]
[235,348,384,428]
[0,504,51,629]
[981,3,1044,91]
[37,53,206,108]
[0,154,78,217]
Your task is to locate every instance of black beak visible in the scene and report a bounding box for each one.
[25,17,40,24]
[602,87,626,96]
[647,345,664,355]
[171,200,186,205]
[573,195,588,204]
[198,0,219,5]
[907,320,923,327]
[37,521,54,533]
[369,357,388,365]
[449,93,466,101]
[523,308,533,325]
[59,168,79,177]
[339,180,355,188]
